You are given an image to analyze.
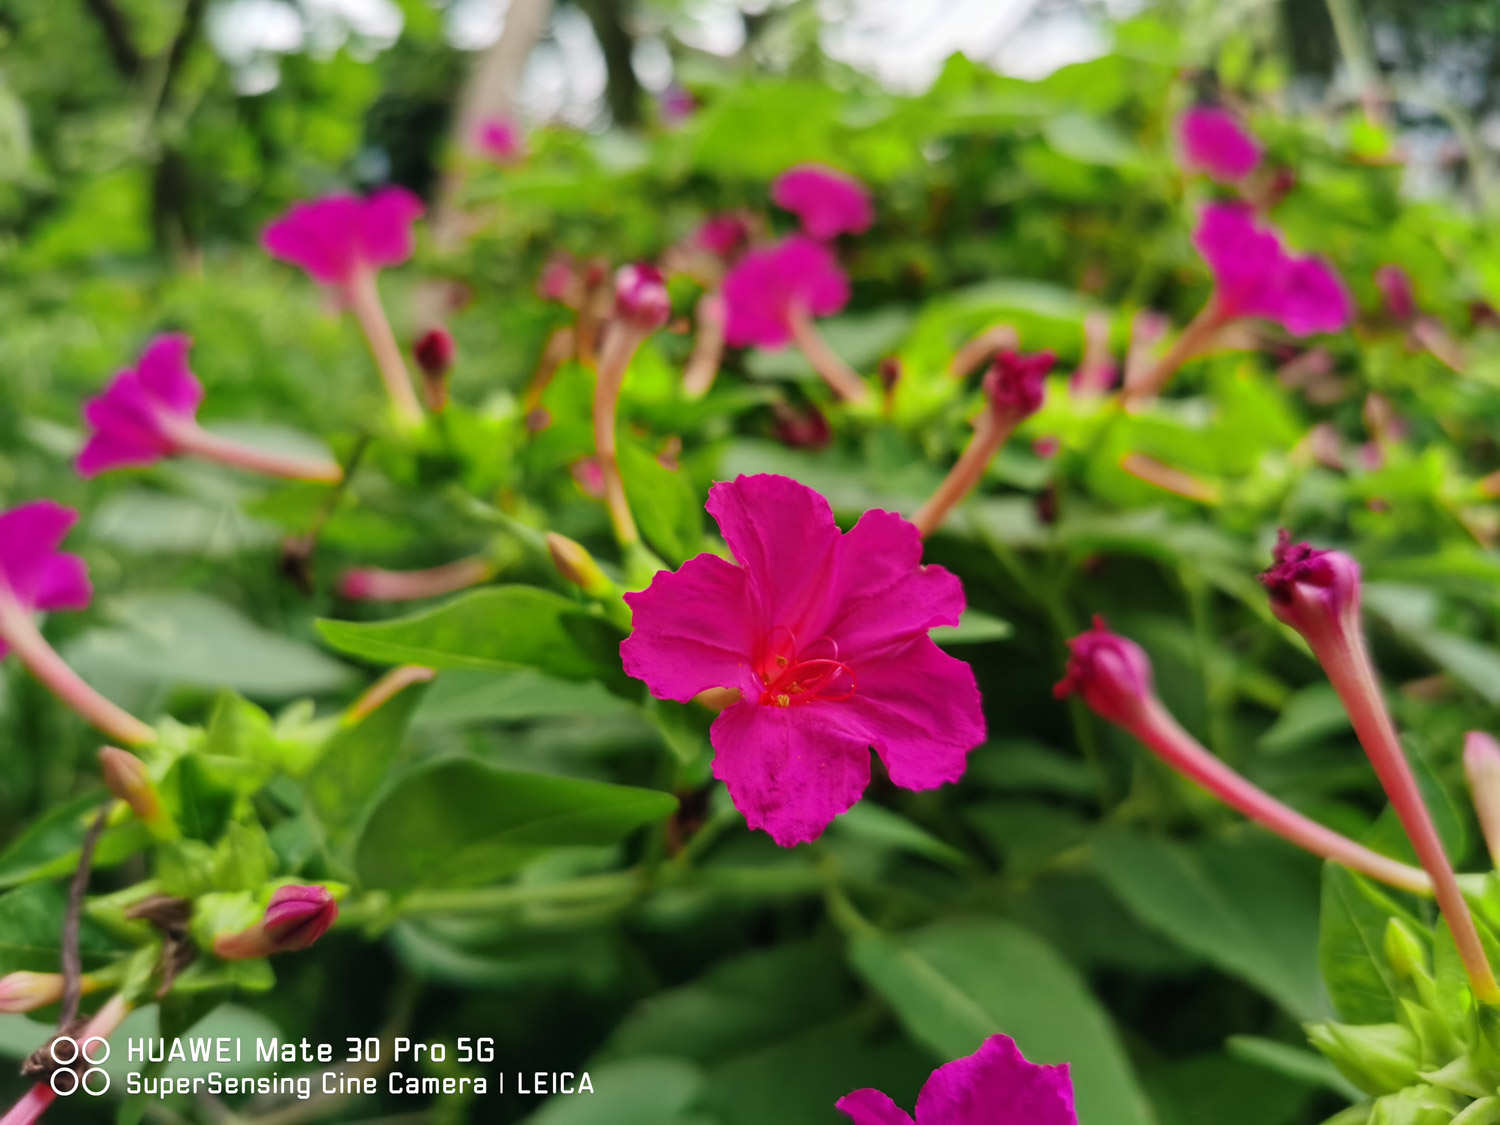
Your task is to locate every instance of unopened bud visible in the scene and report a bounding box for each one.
[546,533,615,598]
[1054,616,1154,728]
[1306,1022,1422,1096]
[214,884,338,960]
[413,328,455,410]
[99,747,173,839]
[614,263,671,332]
[1467,731,1500,869]
[0,972,65,1013]
[983,350,1053,424]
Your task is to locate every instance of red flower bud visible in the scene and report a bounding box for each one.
[1259,530,1361,644]
[1054,616,1154,728]
[614,263,670,331]
[983,350,1053,423]
[413,328,455,379]
[263,884,338,952]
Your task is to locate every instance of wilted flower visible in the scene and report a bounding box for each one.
[1177,105,1261,181]
[838,1035,1075,1125]
[1260,530,1362,647]
[984,350,1053,423]
[772,163,874,240]
[771,402,832,449]
[262,187,423,291]
[413,327,455,410]
[621,474,984,845]
[475,116,525,163]
[1375,264,1417,322]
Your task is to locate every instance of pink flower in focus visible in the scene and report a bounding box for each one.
[77,334,202,477]
[615,263,672,331]
[722,236,850,348]
[772,163,874,240]
[1054,615,1154,728]
[621,474,985,846]
[1193,204,1351,336]
[1177,106,1261,181]
[0,502,92,660]
[262,186,424,290]
[1375,264,1417,322]
[695,213,754,261]
[838,1035,1075,1125]
[475,116,526,163]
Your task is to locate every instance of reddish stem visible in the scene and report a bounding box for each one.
[787,303,867,403]
[346,268,424,427]
[1122,299,1230,406]
[164,420,342,483]
[910,411,1018,538]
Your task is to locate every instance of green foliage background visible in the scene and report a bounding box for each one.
[6,0,1500,1122]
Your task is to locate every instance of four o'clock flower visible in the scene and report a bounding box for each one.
[474,115,526,163]
[1176,105,1261,182]
[1261,532,1500,1003]
[262,187,426,425]
[722,236,866,402]
[214,884,339,960]
[772,163,874,241]
[0,502,153,746]
[621,474,984,846]
[77,335,341,482]
[838,1035,1075,1125]
[912,350,1053,537]
[1125,204,1351,403]
[1056,616,1431,895]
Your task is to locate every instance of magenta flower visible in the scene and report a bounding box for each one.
[1053,615,1154,729]
[621,474,984,846]
[475,116,526,163]
[838,1036,1075,1125]
[77,335,341,482]
[1177,106,1261,181]
[77,333,200,477]
[262,187,423,290]
[722,236,849,348]
[215,885,338,960]
[1259,529,1362,646]
[984,350,1052,422]
[695,213,754,261]
[772,163,874,240]
[0,502,91,662]
[1193,204,1351,336]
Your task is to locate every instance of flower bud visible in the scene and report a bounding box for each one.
[99,746,173,839]
[546,533,615,598]
[1383,918,1431,984]
[1259,529,1362,644]
[1306,1022,1422,1096]
[1466,731,1500,869]
[214,884,338,960]
[413,328,455,411]
[1054,616,1154,728]
[615,263,671,332]
[982,350,1053,424]
[0,972,65,1013]
[1375,265,1417,323]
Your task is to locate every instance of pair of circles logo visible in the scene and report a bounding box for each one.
[48,1036,110,1096]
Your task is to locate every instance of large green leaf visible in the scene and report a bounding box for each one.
[0,792,148,888]
[848,917,1156,1125]
[317,587,631,693]
[354,758,677,890]
[1091,830,1328,1019]
[0,883,123,975]
[1319,866,1424,1025]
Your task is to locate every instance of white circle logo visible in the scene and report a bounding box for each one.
[45,1037,111,1095]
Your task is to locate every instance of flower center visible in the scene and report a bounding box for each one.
[756,627,856,708]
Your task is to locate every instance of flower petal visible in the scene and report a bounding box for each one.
[134,333,203,416]
[710,700,871,846]
[0,501,77,604]
[914,1036,1075,1125]
[358,187,424,270]
[846,637,985,791]
[32,554,91,614]
[836,1090,915,1125]
[706,474,840,638]
[75,429,169,478]
[816,508,965,660]
[621,553,756,702]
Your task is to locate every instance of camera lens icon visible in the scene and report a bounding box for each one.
[47,1037,110,1096]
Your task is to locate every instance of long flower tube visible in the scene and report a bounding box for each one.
[159,420,343,482]
[912,351,1052,537]
[346,268,424,427]
[1057,618,1433,896]
[1263,533,1500,1003]
[0,993,132,1125]
[338,555,494,602]
[682,293,726,398]
[786,301,867,403]
[1466,732,1500,870]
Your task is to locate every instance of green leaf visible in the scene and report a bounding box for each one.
[931,608,1013,646]
[620,439,703,565]
[0,883,123,975]
[1091,831,1328,1019]
[847,917,1156,1125]
[63,592,354,699]
[354,758,677,890]
[1319,866,1423,1024]
[316,587,631,693]
[829,803,970,870]
[0,793,148,888]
